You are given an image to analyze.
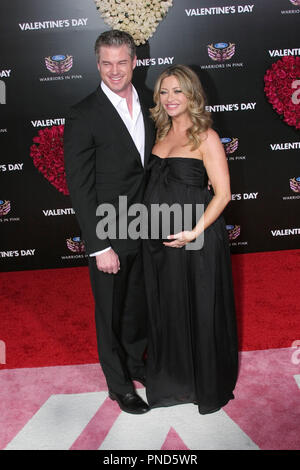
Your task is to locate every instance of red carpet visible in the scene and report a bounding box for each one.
[0,249,300,370]
[1,349,300,450]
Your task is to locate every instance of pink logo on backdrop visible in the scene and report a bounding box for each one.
[289,177,300,193]
[226,225,240,240]
[0,200,11,216]
[45,55,73,74]
[221,137,239,154]
[207,42,235,61]
[66,237,85,253]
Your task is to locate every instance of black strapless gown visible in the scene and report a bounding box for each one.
[142,154,238,414]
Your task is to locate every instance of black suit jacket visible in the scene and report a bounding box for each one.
[64,85,155,255]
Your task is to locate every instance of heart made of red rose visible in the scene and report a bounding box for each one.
[264,56,300,129]
[30,125,69,195]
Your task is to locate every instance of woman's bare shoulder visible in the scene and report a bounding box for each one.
[204,128,220,142]
[199,128,221,151]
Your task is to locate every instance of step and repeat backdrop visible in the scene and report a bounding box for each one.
[0,0,299,271]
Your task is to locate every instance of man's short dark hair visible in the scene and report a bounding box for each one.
[95,30,136,62]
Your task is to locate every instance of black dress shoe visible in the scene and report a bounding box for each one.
[131,375,146,387]
[109,390,149,414]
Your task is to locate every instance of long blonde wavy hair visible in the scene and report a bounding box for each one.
[150,65,212,150]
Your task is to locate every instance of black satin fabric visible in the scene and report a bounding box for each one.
[143,154,238,414]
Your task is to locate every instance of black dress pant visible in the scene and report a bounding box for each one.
[88,248,147,394]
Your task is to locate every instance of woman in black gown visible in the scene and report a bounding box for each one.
[143,65,238,415]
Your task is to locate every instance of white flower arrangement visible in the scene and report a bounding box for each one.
[94,0,173,45]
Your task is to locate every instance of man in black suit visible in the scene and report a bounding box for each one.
[64,30,154,414]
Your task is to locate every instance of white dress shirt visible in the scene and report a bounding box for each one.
[90,81,145,257]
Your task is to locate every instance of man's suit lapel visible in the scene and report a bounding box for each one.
[95,86,144,169]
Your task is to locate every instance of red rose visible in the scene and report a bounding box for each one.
[30,125,69,195]
[264,57,300,129]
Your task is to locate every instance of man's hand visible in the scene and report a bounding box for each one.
[96,249,120,274]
